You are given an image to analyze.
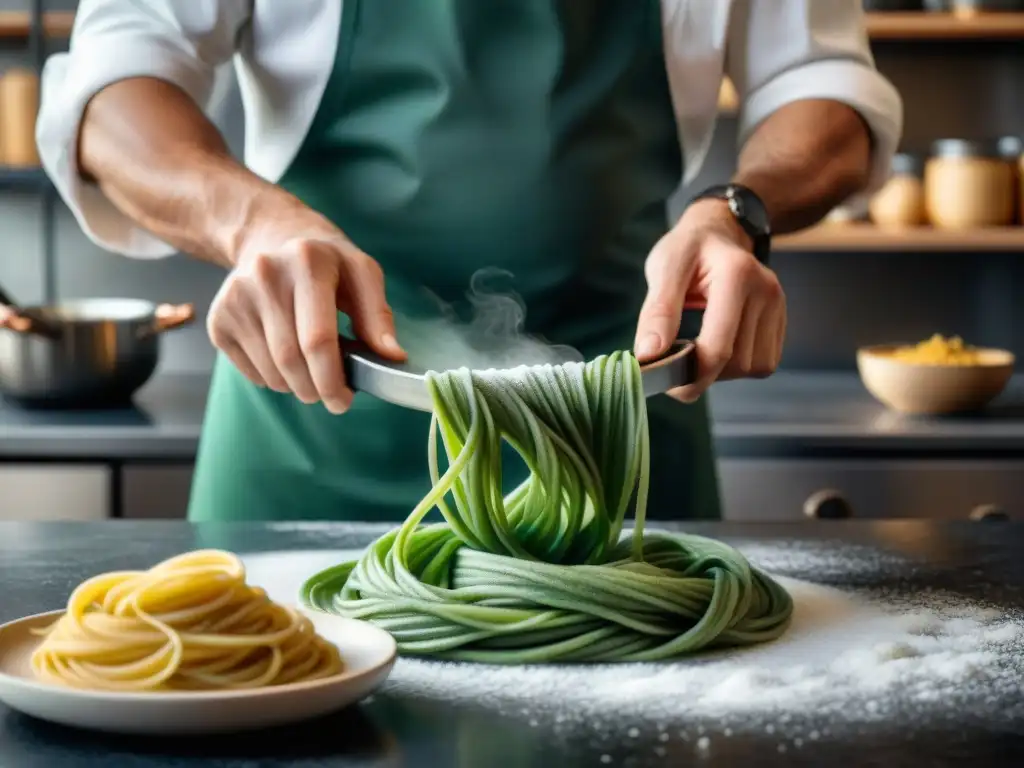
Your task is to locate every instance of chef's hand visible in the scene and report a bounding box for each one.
[207,207,405,415]
[634,198,786,403]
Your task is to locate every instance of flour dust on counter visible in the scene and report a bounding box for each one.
[240,543,1024,759]
[384,580,1023,748]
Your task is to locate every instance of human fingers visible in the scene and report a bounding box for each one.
[336,246,406,363]
[717,299,764,381]
[753,285,786,377]
[292,241,353,414]
[722,266,785,379]
[634,232,700,362]
[237,250,322,404]
[217,339,267,387]
[671,250,752,402]
[207,277,289,392]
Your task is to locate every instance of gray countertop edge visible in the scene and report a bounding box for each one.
[2,371,1024,460]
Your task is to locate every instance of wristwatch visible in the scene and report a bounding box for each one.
[687,184,772,266]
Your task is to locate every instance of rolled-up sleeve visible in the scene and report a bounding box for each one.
[725,0,903,195]
[36,0,249,258]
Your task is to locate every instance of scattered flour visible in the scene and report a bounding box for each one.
[242,544,1024,748]
[729,538,912,580]
[383,576,1023,729]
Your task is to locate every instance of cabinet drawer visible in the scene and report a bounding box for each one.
[0,465,109,521]
[718,459,1024,521]
[122,465,194,519]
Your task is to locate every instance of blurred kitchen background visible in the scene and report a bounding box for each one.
[2,0,1024,522]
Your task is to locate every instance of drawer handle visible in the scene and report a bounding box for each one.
[804,489,853,520]
[969,504,1009,522]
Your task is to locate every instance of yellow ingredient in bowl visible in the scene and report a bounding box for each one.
[888,334,984,365]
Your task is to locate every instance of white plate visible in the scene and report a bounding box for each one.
[0,608,396,735]
[242,549,364,605]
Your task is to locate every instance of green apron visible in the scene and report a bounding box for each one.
[188,0,721,523]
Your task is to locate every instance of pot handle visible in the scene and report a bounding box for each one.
[139,303,196,338]
[0,303,30,333]
[0,303,61,338]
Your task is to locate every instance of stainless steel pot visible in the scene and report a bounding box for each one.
[0,298,195,408]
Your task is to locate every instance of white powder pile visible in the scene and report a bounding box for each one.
[242,543,1024,746]
[384,578,1023,732]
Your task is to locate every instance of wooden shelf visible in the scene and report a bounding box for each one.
[0,11,1018,43]
[0,166,49,191]
[713,11,1014,113]
[775,224,1024,252]
[865,11,1024,40]
[0,10,74,39]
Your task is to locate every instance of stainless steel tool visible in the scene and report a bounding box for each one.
[341,337,697,412]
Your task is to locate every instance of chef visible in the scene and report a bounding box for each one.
[36,0,901,523]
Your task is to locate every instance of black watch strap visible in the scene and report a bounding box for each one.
[688,184,772,266]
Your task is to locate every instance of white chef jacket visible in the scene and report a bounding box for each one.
[36,0,903,260]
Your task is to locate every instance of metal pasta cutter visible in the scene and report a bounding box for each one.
[340,337,697,412]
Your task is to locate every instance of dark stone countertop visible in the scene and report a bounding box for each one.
[0,373,209,460]
[2,520,1024,768]
[2,372,1024,461]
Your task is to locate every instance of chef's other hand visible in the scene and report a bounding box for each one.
[634,198,786,403]
[207,208,406,415]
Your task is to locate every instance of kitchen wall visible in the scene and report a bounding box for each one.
[2,5,1022,373]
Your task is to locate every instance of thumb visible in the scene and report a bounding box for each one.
[634,233,698,362]
[338,252,407,362]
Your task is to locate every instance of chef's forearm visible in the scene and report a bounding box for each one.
[78,77,298,268]
[733,99,873,234]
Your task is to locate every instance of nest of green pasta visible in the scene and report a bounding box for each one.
[302,352,792,663]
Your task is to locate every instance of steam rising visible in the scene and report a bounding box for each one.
[395,269,583,374]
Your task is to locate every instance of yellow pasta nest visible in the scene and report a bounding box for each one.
[887,334,984,366]
[31,550,343,691]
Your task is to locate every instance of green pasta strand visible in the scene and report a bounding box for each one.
[301,351,793,662]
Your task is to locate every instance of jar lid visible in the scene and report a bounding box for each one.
[930,138,1004,159]
[890,152,924,177]
[997,135,1024,159]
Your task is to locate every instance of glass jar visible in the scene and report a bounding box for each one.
[925,139,1015,229]
[0,69,41,167]
[950,0,1024,17]
[997,135,1023,226]
[869,153,927,228]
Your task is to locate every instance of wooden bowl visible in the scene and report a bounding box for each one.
[856,344,1015,415]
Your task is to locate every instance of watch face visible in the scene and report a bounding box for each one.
[729,185,770,237]
[726,193,745,220]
